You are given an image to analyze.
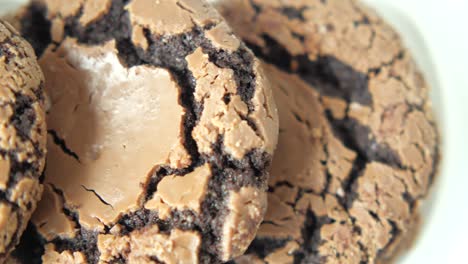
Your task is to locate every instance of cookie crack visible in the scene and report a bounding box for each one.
[19,4,51,56]
[201,44,257,110]
[393,175,417,212]
[11,92,38,142]
[244,2,375,106]
[427,144,441,193]
[323,107,403,208]
[176,1,195,15]
[366,27,377,50]
[2,150,42,199]
[0,190,19,227]
[376,219,400,260]
[0,37,19,63]
[47,130,80,162]
[247,34,374,106]
[245,237,290,259]
[47,182,101,263]
[48,183,82,229]
[9,223,46,264]
[280,6,307,21]
[1,121,44,173]
[357,241,370,263]
[367,51,404,76]
[81,185,114,209]
[353,17,371,27]
[248,0,261,18]
[294,212,333,264]
[269,181,294,190]
[115,208,205,238]
[0,210,24,260]
[320,142,333,196]
[349,5,376,53]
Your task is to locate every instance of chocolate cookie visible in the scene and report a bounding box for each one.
[0,20,46,262]
[213,0,440,263]
[9,0,278,263]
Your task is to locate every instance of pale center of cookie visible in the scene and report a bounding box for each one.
[39,39,186,229]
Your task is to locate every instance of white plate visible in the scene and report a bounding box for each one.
[1,0,467,263]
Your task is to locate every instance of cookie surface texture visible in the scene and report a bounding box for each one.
[213,0,440,263]
[0,20,46,263]
[10,0,278,263]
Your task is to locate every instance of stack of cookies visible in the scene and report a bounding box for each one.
[0,0,440,263]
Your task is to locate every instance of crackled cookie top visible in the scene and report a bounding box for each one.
[214,0,440,263]
[10,0,278,263]
[0,20,46,263]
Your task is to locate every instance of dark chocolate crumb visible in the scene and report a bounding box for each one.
[9,223,45,264]
[0,39,17,63]
[247,238,289,259]
[247,35,372,106]
[11,92,37,141]
[376,220,400,260]
[52,229,100,263]
[281,7,306,21]
[19,4,51,56]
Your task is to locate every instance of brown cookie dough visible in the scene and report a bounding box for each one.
[213,0,440,263]
[0,20,46,262]
[9,0,278,263]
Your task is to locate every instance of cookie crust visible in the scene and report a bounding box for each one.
[213,0,440,263]
[0,20,46,263]
[10,0,278,263]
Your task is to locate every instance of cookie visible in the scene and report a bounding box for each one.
[213,0,440,263]
[0,20,46,262]
[9,0,278,263]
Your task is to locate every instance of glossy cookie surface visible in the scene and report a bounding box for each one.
[9,0,278,263]
[213,0,440,263]
[0,20,46,263]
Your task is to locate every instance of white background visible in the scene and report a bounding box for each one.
[1,0,467,263]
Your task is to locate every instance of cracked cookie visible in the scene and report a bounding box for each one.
[212,0,440,263]
[0,20,46,263]
[8,0,278,263]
